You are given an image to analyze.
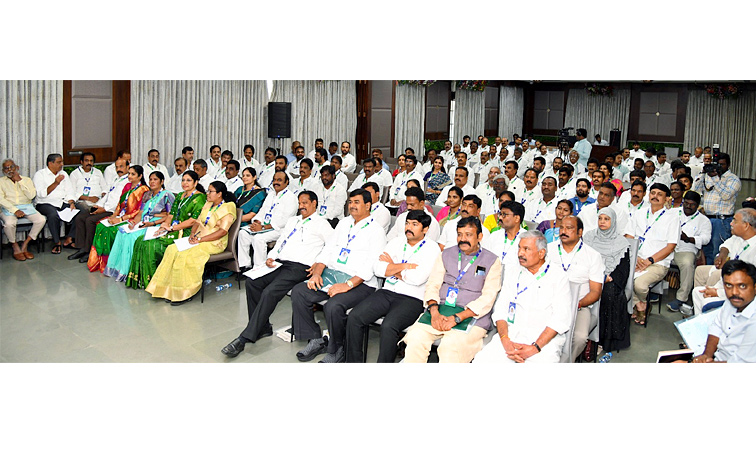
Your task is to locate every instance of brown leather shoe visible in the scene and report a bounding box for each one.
[13,252,26,261]
[23,251,34,260]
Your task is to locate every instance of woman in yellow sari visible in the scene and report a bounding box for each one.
[145,181,237,306]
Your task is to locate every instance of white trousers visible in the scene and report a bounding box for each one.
[237,228,281,268]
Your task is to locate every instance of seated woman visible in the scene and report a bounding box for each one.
[126,171,206,290]
[391,154,405,178]
[435,186,463,227]
[396,179,434,216]
[583,207,631,351]
[103,171,175,281]
[87,165,149,272]
[599,162,623,197]
[665,181,684,210]
[234,167,267,226]
[536,199,573,243]
[424,156,451,205]
[145,181,237,306]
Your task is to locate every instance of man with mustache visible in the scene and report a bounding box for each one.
[578,182,634,236]
[618,180,649,220]
[481,200,524,273]
[69,152,107,216]
[690,260,756,363]
[520,168,542,208]
[525,176,557,223]
[221,190,334,358]
[192,159,212,191]
[402,216,502,363]
[345,209,441,363]
[438,194,488,249]
[166,157,188,193]
[362,181,391,234]
[290,189,387,363]
[474,231,572,363]
[568,178,595,216]
[0,159,46,261]
[313,165,348,228]
[547,216,604,360]
[237,170,298,270]
[434,166,475,206]
[387,187,440,242]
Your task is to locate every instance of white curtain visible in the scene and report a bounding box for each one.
[393,84,426,159]
[684,89,756,180]
[453,88,485,144]
[498,86,524,140]
[564,88,631,148]
[267,80,357,157]
[131,80,269,166]
[0,80,63,177]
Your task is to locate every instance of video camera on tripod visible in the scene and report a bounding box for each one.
[557,127,576,156]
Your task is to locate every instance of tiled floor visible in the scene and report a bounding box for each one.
[0,244,691,363]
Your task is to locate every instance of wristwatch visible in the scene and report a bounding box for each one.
[648,256,655,264]
[453,314,462,324]
[346,279,354,289]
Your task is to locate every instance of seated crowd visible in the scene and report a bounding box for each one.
[2,130,754,363]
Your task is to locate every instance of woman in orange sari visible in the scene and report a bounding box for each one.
[87,165,149,272]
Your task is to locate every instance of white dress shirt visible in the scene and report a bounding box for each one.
[291,174,320,195]
[506,176,526,203]
[103,163,119,186]
[198,174,213,192]
[547,240,605,302]
[69,166,107,200]
[32,167,75,207]
[254,187,298,231]
[165,173,183,193]
[205,158,223,178]
[257,161,276,189]
[389,169,424,204]
[720,234,756,264]
[519,186,542,209]
[349,172,385,191]
[709,299,756,362]
[374,168,393,189]
[143,162,170,180]
[370,202,391,234]
[632,205,681,267]
[674,209,712,255]
[239,156,261,173]
[387,210,441,243]
[482,228,523,272]
[525,197,557,223]
[554,180,577,202]
[267,214,334,266]
[287,158,305,177]
[475,183,499,217]
[437,215,489,249]
[434,184,475,206]
[375,236,442,301]
[340,153,357,173]
[316,215,387,289]
[313,182,348,221]
[98,174,131,212]
[224,175,244,193]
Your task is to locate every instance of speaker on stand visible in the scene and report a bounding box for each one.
[609,129,622,148]
[268,102,292,160]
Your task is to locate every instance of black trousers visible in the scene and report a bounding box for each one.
[240,260,309,342]
[74,210,112,251]
[345,289,424,363]
[36,203,77,243]
[290,281,375,354]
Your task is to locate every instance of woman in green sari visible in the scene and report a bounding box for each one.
[125,171,206,290]
[87,165,149,273]
[234,167,267,226]
[104,171,174,281]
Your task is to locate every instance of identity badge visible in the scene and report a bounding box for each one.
[264,213,272,223]
[83,186,91,196]
[337,247,351,264]
[507,301,516,324]
[445,287,459,307]
[319,205,328,216]
[385,275,398,285]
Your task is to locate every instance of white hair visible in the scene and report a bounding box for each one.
[520,230,548,257]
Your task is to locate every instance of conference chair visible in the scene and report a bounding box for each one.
[200,208,243,303]
[559,281,583,363]
[0,216,45,259]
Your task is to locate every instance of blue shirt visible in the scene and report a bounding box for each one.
[285,152,297,165]
[573,139,593,168]
[569,196,596,216]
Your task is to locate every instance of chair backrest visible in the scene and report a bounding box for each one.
[560,281,583,363]
[625,237,640,315]
[473,173,481,188]
[345,171,359,184]
[430,203,443,218]
[381,186,390,204]
[223,208,243,267]
[525,220,538,231]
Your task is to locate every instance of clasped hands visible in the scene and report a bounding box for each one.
[500,336,538,363]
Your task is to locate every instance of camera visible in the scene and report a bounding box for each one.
[703,144,723,176]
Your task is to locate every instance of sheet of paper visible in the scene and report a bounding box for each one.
[674,308,722,356]
[57,208,80,222]
[119,222,144,233]
[143,226,168,241]
[100,218,127,227]
[174,237,198,252]
[242,261,282,280]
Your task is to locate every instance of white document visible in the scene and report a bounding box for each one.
[174,237,198,252]
[57,208,80,222]
[143,226,168,241]
[674,308,722,356]
[119,222,144,233]
[100,218,127,227]
[243,261,282,280]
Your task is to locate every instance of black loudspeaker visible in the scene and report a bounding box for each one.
[609,129,621,148]
[268,102,291,139]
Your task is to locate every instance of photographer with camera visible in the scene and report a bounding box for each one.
[693,150,742,264]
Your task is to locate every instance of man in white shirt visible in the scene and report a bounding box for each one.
[388,155,423,208]
[446,144,463,171]
[372,157,393,189]
[104,150,131,186]
[476,169,506,217]
[547,216,604,360]
[474,151,499,182]
[339,141,357,174]
[593,134,609,146]
[437,194,489,249]
[689,146,705,167]
[257,147,278,189]
[643,160,671,187]
[291,158,319,195]
[520,168,542,209]
[143,148,170,180]
[473,231,572,363]
[482,200,524,272]
[239,144,261,173]
[467,141,482,165]
[221,190,334,358]
[69,152,107,214]
[628,141,645,166]
[328,155,349,190]
[237,170,298,270]
[213,150,234,181]
[349,158,383,192]
[178,146,194,175]
[507,148,531,179]
[579,182,634,236]
[572,129,593,169]
[345,209,441,363]
[312,147,330,174]
[362,181,391,233]
[631,183,681,324]
[589,170,605,199]
[287,145,307,178]
[387,187,440,242]
[554,166,577,202]
[68,158,130,262]
[642,147,659,170]
[32,153,77,251]
[166,157,188,193]
[438,140,454,164]
[503,160,525,203]
[667,191,712,312]
[460,135,472,155]
[205,145,223,178]
[290,188,387,363]
[192,160,213,191]
[313,165,348,227]
[656,152,672,177]
[525,176,558,224]
[306,138,325,161]
[435,166,475,206]
[619,180,649,221]
[222,160,243,193]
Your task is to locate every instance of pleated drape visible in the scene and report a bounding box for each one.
[131,80,269,165]
[393,84,426,158]
[267,80,357,156]
[564,88,631,148]
[0,80,63,176]
[453,88,485,144]
[684,89,756,179]
[498,86,524,140]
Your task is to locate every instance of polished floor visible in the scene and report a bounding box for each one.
[0,243,690,363]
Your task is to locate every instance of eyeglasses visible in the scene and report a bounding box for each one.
[207,190,217,194]
[2,165,15,171]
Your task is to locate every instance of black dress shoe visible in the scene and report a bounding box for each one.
[68,250,87,260]
[221,338,247,357]
[78,256,88,263]
[257,325,274,340]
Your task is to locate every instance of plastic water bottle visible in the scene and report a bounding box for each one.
[215,283,233,292]
[203,279,212,286]
[598,352,613,363]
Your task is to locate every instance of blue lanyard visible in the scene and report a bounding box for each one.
[533,199,553,222]
[454,248,482,286]
[400,240,426,263]
[501,230,520,261]
[109,175,127,193]
[346,218,374,248]
[204,201,223,226]
[514,264,550,303]
[680,211,699,229]
[143,189,166,220]
[277,217,312,253]
[642,209,666,238]
[79,166,91,184]
[557,239,583,272]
